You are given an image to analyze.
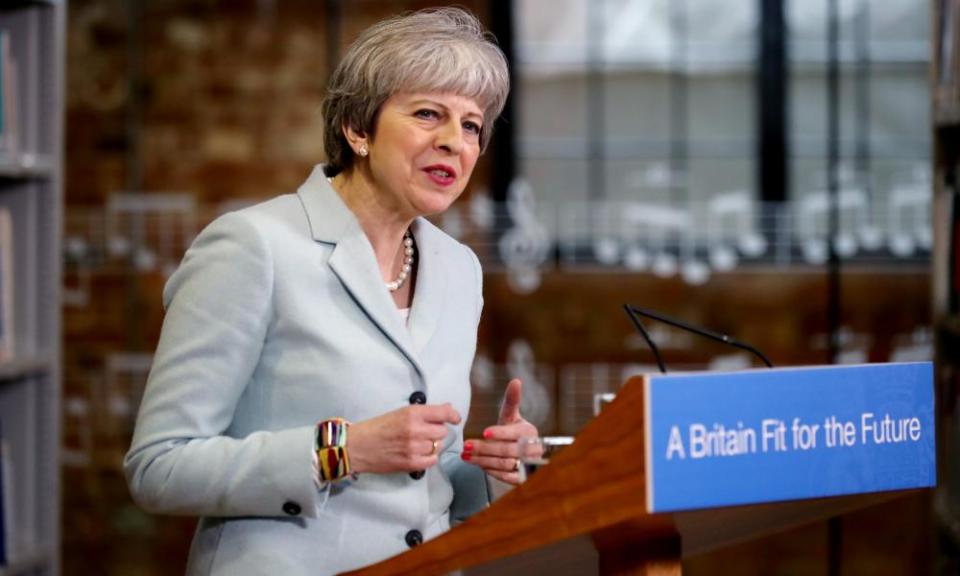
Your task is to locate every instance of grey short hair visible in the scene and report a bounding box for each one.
[321,7,510,177]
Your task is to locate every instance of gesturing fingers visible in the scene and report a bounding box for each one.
[461,438,514,460]
[461,383,541,486]
[481,419,539,443]
[497,378,523,425]
[419,403,462,426]
[349,403,459,474]
[463,448,522,485]
[464,453,519,474]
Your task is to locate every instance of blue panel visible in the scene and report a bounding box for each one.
[644,362,935,513]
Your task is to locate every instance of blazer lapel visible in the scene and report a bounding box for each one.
[408,220,447,356]
[297,166,425,379]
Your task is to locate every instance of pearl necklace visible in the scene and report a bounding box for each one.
[326,175,415,292]
[388,229,415,292]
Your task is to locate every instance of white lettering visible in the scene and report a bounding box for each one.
[690,424,707,459]
[861,412,875,445]
[688,422,756,458]
[761,419,787,452]
[862,412,922,445]
[666,426,686,460]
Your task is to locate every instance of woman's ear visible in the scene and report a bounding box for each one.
[343,123,369,158]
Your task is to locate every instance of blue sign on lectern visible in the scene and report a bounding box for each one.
[643,362,935,513]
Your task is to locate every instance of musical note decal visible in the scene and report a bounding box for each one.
[103,353,154,441]
[680,217,710,285]
[707,190,767,272]
[62,396,94,467]
[681,258,710,285]
[106,192,197,276]
[796,187,868,264]
[622,242,650,271]
[61,175,935,309]
[63,234,93,307]
[887,166,932,257]
[889,327,932,362]
[440,206,465,240]
[63,210,109,308]
[621,202,688,278]
[707,353,752,372]
[590,201,622,266]
[506,339,551,429]
[468,188,495,231]
[498,179,551,294]
[810,326,871,364]
[593,235,622,267]
[470,352,496,393]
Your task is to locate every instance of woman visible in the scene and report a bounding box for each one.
[124,7,538,576]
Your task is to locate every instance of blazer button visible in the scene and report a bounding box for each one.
[409,470,425,480]
[405,529,423,548]
[282,501,302,516]
[408,391,427,405]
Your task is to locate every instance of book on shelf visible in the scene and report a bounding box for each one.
[951,189,960,316]
[0,207,11,363]
[939,0,958,89]
[937,0,960,123]
[0,29,18,158]
[0,424,10,567]
[0,30,5,140]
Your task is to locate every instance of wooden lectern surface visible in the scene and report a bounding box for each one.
[341,375,667,575]
[341,375,924,576]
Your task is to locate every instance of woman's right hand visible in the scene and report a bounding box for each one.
[347,404,461,474]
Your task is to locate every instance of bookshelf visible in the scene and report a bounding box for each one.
[934,0,960,562]
[0,0,63,574]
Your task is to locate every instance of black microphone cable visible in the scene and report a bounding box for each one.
[623,304,774,373]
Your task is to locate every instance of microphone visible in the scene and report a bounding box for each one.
[623,304,774,374]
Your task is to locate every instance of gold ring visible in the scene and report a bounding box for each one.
[430,440,438,456]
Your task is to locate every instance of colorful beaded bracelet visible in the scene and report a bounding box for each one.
[315,418,354,483]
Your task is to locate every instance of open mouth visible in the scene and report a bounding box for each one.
[428,168,452,178]
[423,164,457,179]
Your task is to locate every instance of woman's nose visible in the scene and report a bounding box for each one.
[435,121,464,154]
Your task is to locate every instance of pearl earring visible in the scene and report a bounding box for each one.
[358,144,368,157]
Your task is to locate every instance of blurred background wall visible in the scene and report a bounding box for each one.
[59,0,945,574]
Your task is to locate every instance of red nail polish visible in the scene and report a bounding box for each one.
[461,452,472,461]
[464,441,474,451]
[483,430,492,439]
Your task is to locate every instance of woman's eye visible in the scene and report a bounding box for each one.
[415,109,439,120]
[463,121,482,135]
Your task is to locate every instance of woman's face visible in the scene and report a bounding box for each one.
[362,91,484,219]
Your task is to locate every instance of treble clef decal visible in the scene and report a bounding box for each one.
[498,179,550,294]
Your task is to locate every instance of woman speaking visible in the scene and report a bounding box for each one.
[124,7,538,575]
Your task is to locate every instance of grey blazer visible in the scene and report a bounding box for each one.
[124,165,490,575]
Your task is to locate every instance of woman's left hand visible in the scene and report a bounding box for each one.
[462,378,539,485]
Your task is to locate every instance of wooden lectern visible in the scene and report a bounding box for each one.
[342,365,934,576]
